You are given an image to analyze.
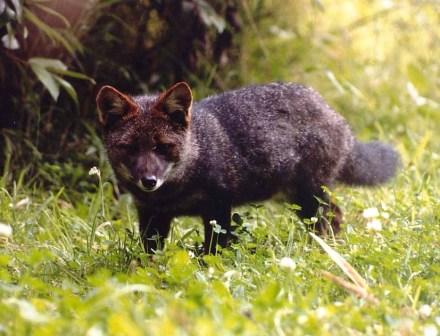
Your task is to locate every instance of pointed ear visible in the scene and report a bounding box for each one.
[96,86,139,127]
[156,82,193,127]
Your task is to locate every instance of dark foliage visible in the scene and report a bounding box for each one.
[0,0,241,182]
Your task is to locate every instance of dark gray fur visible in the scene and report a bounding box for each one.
[103,82,400,253]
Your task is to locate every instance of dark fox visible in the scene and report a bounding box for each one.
[96,82,399,254]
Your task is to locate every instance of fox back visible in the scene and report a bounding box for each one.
[96,82,399,253]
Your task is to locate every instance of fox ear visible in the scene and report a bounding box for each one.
[96,86,139,127]
[156,82,193,127]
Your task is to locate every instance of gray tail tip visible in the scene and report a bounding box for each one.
[339,141,401,186]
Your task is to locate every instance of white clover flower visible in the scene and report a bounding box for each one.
[420,304,433,319]
[279,257,296,270]
[4,298,49,323]
[366,219,382,231]
[363,207,379,218]
[315,307,327,319]
[88,166,101,177]
[9,197,31,209]
[424,325,438,336]
[297,314,308,324]
[381,0,395,10]
[381,211,390,219]
[86,325,104,336]
[223,270,237,280]
[0,223,13,243]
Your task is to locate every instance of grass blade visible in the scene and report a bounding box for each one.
[309,232,369,290]
[321,271,378,304]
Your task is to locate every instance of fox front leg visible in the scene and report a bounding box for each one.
[202,202,233,254]
[137,207,172,254]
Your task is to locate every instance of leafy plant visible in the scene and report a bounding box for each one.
[0,0,241,187]
[0,1,89,104]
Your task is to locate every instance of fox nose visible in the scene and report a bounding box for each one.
[141,176,157,189]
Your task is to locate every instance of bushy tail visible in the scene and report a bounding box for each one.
[337,141,400,186]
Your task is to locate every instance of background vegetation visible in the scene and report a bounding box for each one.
[1,0,439,334]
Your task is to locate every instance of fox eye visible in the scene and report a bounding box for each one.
[154,143,172,155]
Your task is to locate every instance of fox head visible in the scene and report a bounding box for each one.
[96,82,193,192]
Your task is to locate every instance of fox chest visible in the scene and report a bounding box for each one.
[142,189,210,216]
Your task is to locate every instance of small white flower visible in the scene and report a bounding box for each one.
[88,166,101,177]
[279,257,296,270]
[363,207,379,218]
[86,325,104,336]
[381,211,390,219]
[297,314,308,324]
[9,197,31,209]
[0,223,13,242]
[4,298,49,323]
[420,304,433,319]
[223,270,237,279]
[315,307,327,319]
[424,325,438,336]
[366,219,382,231]
[223,270,237,288]
[382,0,395,9]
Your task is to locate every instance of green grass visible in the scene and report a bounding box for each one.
[1,1,440,335]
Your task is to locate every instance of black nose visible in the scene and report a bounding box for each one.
[141,176,157,189]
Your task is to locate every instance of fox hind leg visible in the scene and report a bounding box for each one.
[289,180,342,235]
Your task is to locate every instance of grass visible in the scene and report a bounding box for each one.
[1,1,440,335]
